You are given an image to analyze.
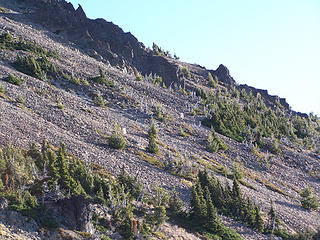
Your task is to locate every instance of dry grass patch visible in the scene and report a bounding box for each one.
[192,154,232,176]
[157,140,176,152]
[95,128,108,139]
[262,180,289,196]
[181,178,193,187]
[136,150,164,169]
[131,124,145,133]
[182,122,194,135]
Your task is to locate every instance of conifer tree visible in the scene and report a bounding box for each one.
[300,186,319,210]
[57,144,77,194]
[27,142,43,171]
[208,72,217,88]
[190,183,203,221]
[232,177,242,200]
[190,181,207,223]
[47,149,59,185]
[94,185,106,205]
[205,186,222,233]
[146,136,159,154]
[198,170,209,190]
[253,206,264,232]
[146,122,159,154]
[119,206,134,239]
[211,179,224,209]
[153,205,168,229]
[108,123,126,150]
[267,200,279,234]
[231,177,242,216]
[169,187,183,216]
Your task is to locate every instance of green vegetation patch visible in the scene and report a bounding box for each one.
[136,150,164,169]
[0,6,7,12]
[90,67,114,87]
[12,55,57,79]
[0,32,59,58]
[4,73,25,86]
[0,84,5,93]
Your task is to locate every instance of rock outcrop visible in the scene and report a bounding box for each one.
[212,64,236,85]
[46,195,94,234]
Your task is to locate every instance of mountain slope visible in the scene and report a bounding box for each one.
[0,0,319,239]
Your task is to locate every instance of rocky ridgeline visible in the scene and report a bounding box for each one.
[11,0,291,111]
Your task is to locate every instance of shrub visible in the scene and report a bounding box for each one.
[181,67,191,78]
[300,186,319,210]
[0,85,5,93]
[178,126,187,137]
[4,74,25,86]
[206,130,228,153]
[57,98,64,110]
[0,32,59,57]
[152,75,162,86]
[136,73,143,81]
[63,73,81,85]
[91,67,114,87]
[108,123,126,150]
[93,93,105,107]
[16,95,25,104]
[12,55,56,79]
[0,6,7,12]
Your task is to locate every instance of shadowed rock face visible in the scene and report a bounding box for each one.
[18,0,180,82]
[213,64,236,85]
[47,195,94,233]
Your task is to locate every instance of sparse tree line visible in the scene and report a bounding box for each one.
[198,73,320,153]
[0,141,318,239]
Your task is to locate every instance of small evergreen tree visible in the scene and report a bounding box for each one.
[208,72,217,88]
[205,186,222,233]
[23,190,38,209]
[231,177,242,200]
[178,126,187,137]
[146,136,159,154]
[119,206,134,239]
[206,129,228,153]
[108,123,126,150]
[47,149,59,186]
[300,186,319,210]
[232,162,243,181]
[56,144,77,194]
[267,200,279,234]
[253,206,264,232]
[153,205,167,229]
[168,187,183,216]
[190,182,207,222]
[146,122,159,154]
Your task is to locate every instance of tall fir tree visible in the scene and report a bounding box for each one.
[205,186,222,233]
[253,206,264,232]
[47,149,59,186]
[190,182,207,222]
[56,144,77,194]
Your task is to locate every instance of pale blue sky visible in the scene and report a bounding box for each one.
[68,0,320,116]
